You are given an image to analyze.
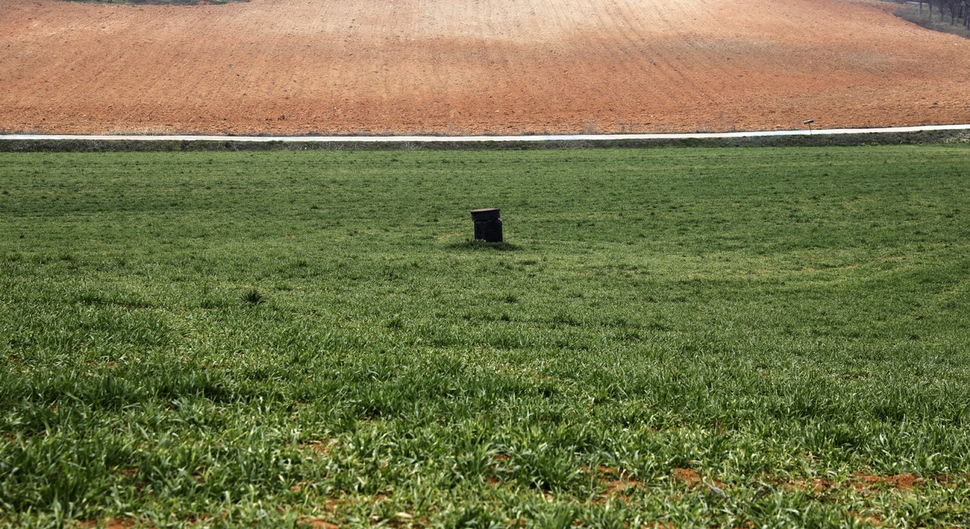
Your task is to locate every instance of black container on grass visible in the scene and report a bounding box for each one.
[471,208,503,243]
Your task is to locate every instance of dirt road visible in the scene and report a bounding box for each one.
[2,0,969,135]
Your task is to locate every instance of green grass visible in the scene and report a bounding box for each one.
[1,146,969,527]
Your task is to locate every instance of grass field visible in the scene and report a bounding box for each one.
[1,145,969,527]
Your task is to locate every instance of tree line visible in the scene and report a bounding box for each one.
[913,0,970,28]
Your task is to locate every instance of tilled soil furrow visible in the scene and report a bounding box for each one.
[2,0,970,135]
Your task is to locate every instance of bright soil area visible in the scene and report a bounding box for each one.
[2,0,969,135]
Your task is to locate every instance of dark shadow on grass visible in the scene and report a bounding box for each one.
[447,239,523,252]
[240,288,266,306]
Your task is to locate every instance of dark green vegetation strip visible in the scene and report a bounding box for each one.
[2,129,970,152]
[1,147,969,527]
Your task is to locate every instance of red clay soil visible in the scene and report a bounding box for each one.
[2,0,970,135]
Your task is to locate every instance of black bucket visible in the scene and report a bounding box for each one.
[471,208,503,243]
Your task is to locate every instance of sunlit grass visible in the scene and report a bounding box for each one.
[1,146,969,527]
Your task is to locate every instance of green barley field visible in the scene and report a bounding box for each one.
[1,145,969,528]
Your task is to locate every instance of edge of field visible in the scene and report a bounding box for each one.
[2,129,970,151]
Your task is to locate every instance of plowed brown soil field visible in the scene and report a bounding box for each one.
[2,0,970,135]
